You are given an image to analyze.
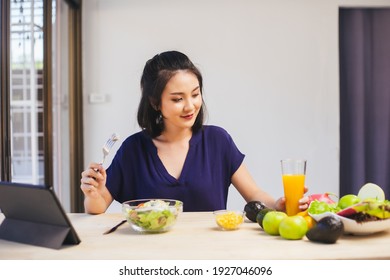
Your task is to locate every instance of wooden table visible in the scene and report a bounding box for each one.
[0,212,389,260]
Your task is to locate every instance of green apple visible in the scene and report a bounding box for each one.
[262,211,287,236]
[338,194,361,209]
[279,216,308,240]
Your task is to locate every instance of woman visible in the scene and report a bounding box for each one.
[80,51,308,213]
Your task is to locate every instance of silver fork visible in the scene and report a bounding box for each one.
[100,133,120,166]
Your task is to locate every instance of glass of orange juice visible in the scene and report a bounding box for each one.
[281,159,306,216]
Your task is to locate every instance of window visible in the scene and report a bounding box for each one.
[10,0,45,184]
[1,0,84,212]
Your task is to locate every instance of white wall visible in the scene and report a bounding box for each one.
[81,0,390,212]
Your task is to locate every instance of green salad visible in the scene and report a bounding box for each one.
[124,200,181,231]
[308,200,340,215]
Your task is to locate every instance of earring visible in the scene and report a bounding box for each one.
[156,112,163,124]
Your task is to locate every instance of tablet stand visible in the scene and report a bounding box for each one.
[0,218,72,249]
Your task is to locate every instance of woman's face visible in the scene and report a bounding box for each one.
[159,70,202,133]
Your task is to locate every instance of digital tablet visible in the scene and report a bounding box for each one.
[0,181,81,249]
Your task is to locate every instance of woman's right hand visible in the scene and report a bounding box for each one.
[80,162,107,199]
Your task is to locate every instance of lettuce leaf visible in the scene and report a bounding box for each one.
[308,200,340,215]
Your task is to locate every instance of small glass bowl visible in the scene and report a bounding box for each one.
[122,199,183,233]
[213,210,245,230]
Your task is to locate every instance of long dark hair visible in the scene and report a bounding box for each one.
[137,51,205,137]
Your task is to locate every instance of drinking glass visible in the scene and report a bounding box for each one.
[281,159,306,216]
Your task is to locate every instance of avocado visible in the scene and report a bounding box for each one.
[256,208,274,228]
[244,201,267,222]
[306,216,344,244]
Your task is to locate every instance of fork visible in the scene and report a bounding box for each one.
[100,133,120,165]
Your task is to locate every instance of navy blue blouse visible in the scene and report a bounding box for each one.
[106,125,245,211]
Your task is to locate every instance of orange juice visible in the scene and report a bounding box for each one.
[282,174,305,216]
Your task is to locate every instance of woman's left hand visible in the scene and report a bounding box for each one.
[299,186,310,210]
[275,186,310,212]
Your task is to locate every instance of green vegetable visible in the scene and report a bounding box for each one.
[127,209,176,231]
[123,199,182,232]
[308,200,340,215]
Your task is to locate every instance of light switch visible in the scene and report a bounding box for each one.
[89,93,106,103]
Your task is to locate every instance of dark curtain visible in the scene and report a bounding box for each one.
[339,8,390,199]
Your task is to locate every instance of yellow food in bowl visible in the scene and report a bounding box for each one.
[214,210,245,230]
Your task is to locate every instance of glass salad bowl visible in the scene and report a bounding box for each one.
[122,199,183,233]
